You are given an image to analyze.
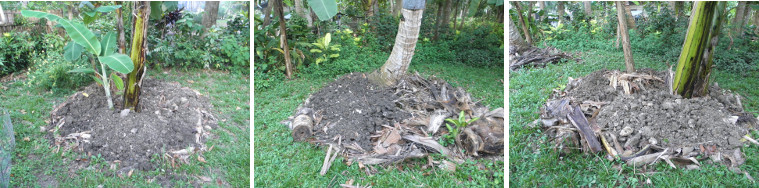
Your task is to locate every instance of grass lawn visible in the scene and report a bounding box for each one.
[0,69,250,187]
[253,61,505,187]
[509,47,759,187]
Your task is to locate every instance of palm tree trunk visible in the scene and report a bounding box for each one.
[673,1,724,98]
[371,6,424,86]
[617,1,635,72]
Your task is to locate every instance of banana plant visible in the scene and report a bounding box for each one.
[307,33,341,65]
[22,10,133,109]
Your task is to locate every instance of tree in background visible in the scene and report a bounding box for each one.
[512,2,532,46]
[616,1,635,72]
[274,0,293,79]
[673,1,726,98]
[202,1,219,33]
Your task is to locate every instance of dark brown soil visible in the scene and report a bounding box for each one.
[563,69,750,153]
[304,73,410,151]
[48,79,217,171]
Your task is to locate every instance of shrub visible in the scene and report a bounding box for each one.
[0,32,37,77]
[25,51,91,91]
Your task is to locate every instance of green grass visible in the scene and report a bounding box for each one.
[0,68,250,187]
[254,61,504,187]
[509,46,759,187]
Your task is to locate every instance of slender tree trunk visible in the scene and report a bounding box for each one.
[733,2,746,35]
[434,1,444,39]
[116,1,126,54]
[393,0,403,17]
[370,7,424,86]
[509,19,527,52]
[441,0,453,28]
[674,2,724,98]
[625,1,636,30]
[538,1,545,21]
[525,2,533,23]
[513,2,532,46]
[124,1,150,111]
[616,1,635,72]
[452,0,460,30]
[584,1,592,16]
[753,5,759,34]
[262,1,273,27]
[202,1,220,33]
[294,0,305,18]
[274,0,293,79]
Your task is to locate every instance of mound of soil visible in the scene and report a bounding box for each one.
[304,73,410,151]
[48,79,217,171]
[287,72,504,174]
[540,69,755,168]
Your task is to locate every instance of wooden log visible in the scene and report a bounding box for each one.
[291,114,313,141]
[567,105,603,153]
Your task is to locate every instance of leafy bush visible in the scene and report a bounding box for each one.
[25,51,91,91]
[0,32,37,77]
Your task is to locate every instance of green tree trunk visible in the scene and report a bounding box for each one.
[124,1,150,111]
[673,1,725,98]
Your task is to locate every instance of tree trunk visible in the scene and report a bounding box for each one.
[370,7,424,86]
[434,1,444,39]
[584,1,592,16]
[625,1,636,30]
[116,1,126,54]
[509,19,527,52]
[274,0,293,79]
[0,4,6,25]
[753,5,759,34]
[513,2,532,46]
[557,2,564,20]
[673,2,724,98]
[452,0,460,30]
[733,1,747,35]
[294,0,305,18]
[525,2,533,23]
[616,1,635,72]
[202,1,220,33]
[124,1,150,112]
[263,1,273,27]
[393,0,403,17]
[441,0,453,28]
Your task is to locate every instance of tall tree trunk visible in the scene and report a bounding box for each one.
[452,0,460,30]
[509,18,527,52]
[525,2,533,23]
[441,0,453,28]
[733,1,747,35]
[124,1,150,111]
[434,1,444,39]
[625,1,636,30]
[584,1,592,16]
[262,1,273,27]
[557,2,565,21]
[616,1,635,72]
[753,5,759,34]
[674,2,724,98]
[116,1,126,54]
[274,0,293,79]
[294,0,305,18]
[202,1,220,33]
[370,4,424,86]
[393,0,403,17]
[513,2,532,46]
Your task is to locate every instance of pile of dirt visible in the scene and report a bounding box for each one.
[303,73,410,151]
[285,72,504,174]
[48,79,217,171]
[538,69,756,169]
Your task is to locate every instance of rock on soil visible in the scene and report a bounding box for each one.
[49,79,217,171]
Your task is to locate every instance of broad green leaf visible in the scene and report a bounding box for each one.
[83,11,96,17]
[95,5,121,13]
[21,10,63,23]
[150,1,163,19]
[68,67,96,74]
[111,73,124,91]
[307,0,338,21]
[63,41,84,62]
[324,33,331,47]
[100,31,117,56]
[83,13,98,25]
[487,0,495,5]
[98,54,134,74]
[310,49,322,53]
[63,20,101,55]
[22,10,101,54]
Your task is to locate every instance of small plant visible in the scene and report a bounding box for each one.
[23,10,133,109]
[440,111,480,146]
[307,33,341,65]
